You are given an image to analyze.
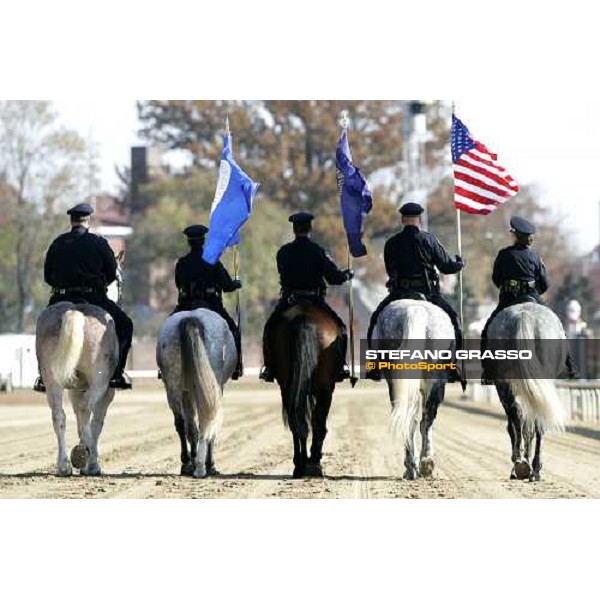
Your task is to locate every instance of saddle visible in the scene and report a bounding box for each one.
[392,290,428,302]
[180,299,212,311]
[281,288,324,307]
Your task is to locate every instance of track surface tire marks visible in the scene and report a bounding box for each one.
[1,383,599,498]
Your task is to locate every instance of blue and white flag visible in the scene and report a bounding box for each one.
[336,129,373,258]
[202,134,259,265]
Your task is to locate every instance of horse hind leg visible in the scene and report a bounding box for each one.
[88,387,115,475]
[71,386,108,476]
[403,390,420,480]
[292,432,308,479]
[69,389,92,473]
[174,414,193,476]
[205,439,219,476]
[307,389,333,477]
[420,382,444,478]
[496,382,530,480]
[47,386,72,476]
[530,426,544,482]
[181,391,204,479]
[404,415,420,480]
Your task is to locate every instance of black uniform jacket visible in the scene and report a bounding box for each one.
[492,244,549,294]
[384,225,462,283]
[277,237,347,291]
[44,226,117,290]
[175,250,238,294]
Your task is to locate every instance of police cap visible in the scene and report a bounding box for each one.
[183,224,209,239]
[67,203,94,218]
[509,216,536,236]
[288,212,314,224]
[399,202,424,216]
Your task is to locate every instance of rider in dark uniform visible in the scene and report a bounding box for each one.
[480,216,578,383]
[34,203,133,392]
[259,212,354,382]
[366,202,465,381]
[171,224,243,379]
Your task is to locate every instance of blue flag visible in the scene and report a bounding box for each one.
[336,129,373,258]
[202,134,259,265]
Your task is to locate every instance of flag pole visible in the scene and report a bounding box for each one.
[453,102,467,392]
[226,114,242,329]
[339,110,357,388]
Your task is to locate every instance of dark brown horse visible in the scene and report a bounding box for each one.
[266,300,344,478]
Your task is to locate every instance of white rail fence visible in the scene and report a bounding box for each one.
[465,381,600,423]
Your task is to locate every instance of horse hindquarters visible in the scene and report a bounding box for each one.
[179,317,223,478]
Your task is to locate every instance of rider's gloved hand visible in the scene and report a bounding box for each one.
[232,279,242,290]
[455,255,466,268]
[343,268,355,281]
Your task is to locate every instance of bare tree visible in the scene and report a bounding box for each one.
[0,101,88,331]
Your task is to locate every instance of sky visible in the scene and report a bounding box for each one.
[55,99,599,254]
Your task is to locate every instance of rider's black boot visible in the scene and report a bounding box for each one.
[259,366,274,382]
[33,376,46,393]
[110,372,132,390]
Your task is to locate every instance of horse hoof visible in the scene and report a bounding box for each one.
[82,463,102,476]
[56,464,73,477]
[292,466,306,479]
[181,463,194,476]
[206,465,220,476]
[510,469,518,480]
[529,472,541,482]
[193,468,207,479]
[419,457,435,478]
[305,462,324,478]
[403,467,419,480]
[70,444,89,470]
[514,460,532,480]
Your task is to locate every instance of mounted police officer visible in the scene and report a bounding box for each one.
[259,212,353,382]
[34,203,133,392]
[172,224,243,379]
[480,216,578,383]
[366,202,465,381]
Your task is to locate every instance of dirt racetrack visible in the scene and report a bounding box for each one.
[1,380,599,499]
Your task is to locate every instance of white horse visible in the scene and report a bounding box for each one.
[373,299,455,479]
[488,303,567,481]
[36,304,118,476]
[35,251,125,476]
[156,308,236,478]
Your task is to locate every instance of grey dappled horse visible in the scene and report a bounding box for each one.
[373,299,454,480]
[156,308,236,478]
[36,303,118,476]
[488,303,566,481]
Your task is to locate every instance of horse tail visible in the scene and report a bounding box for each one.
[179,317,223,440]
[390,305,428,441]
[510,311,565,433]
[51,309,86,386]
[285,315,320,438]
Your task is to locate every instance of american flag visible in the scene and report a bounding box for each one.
[451,114,518,215]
